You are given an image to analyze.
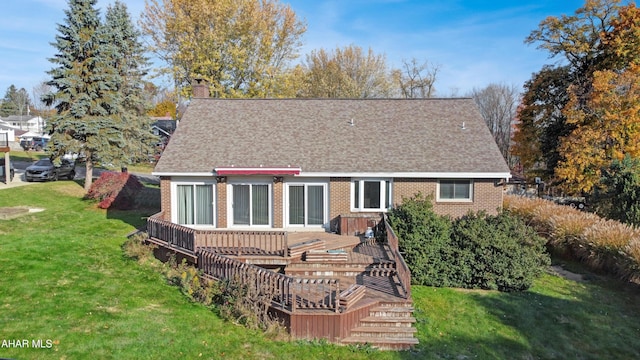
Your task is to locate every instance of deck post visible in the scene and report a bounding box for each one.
[335,281,340,313]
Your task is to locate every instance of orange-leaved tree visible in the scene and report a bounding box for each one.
[556,4,640,193]
[556,65,640,193]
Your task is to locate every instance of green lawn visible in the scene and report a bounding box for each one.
[1,182,640,359]
[7,149,47,163]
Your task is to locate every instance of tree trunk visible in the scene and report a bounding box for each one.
[84,154,94,192]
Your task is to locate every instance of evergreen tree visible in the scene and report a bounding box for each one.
[1,85,20,117]
[0,84,31,116]
[104,1,157,165]
[43,0,124,191]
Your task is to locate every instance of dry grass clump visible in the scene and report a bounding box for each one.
[504,195,640,283]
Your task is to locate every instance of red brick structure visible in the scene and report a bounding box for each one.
[153,98,510,232]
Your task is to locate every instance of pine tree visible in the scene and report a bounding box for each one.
[104,1,157,165]
[43,0,124,191]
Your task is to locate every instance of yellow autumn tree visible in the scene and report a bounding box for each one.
[556,4,640,193]
[140,0,306,98]
[557,64,640,193]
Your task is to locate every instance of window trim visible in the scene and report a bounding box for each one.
[171,180,216,228]
[351,178,392,212]
[436,179,473,202]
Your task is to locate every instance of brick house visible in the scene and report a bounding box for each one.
[152,95,511,232]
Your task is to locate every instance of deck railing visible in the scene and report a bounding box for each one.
[383,215,412,299]
[147,213,196,252]
[198,250,340,313]
[147,213,288,257]
[196,230,288,257]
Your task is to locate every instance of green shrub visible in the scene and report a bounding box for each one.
[592,155,640,226]
[388,194,550,291]
[387,193,454,286]
[450,212,550,291]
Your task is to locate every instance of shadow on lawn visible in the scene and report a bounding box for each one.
[74,177,161,230]
[105,184,161,230]
[402,290,591,359]
[440,284,640,359]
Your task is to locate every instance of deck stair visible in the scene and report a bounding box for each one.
[341,301,418,350]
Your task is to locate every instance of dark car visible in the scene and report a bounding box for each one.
[25,159,76,182]
[0,158,14,183]
[20,137,49,151]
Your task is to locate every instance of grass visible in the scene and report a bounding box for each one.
[1,183,640,359]
[6,149,48,163]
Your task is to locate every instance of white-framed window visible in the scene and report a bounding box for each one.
[437,179,473,202]
[285,181,328,228]
[228,181,272,226]
[173,182,216,226]
[351,178,392,211]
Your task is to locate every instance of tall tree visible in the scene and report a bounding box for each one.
[525,0,620,104]
[43,0,122,191]
[469,83,519,166]
[393,57,439,98]
[105,1,157,165]
[516,0,622,181]
[140,0,306,98]
[301,45,393,98]
[553,3,640,193]
[511,66,575,178]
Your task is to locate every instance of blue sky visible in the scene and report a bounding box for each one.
[0,0,586,101]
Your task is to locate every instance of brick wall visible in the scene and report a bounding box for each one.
[161,176,504,227]
[273,180,283,228]
[393,178,503,217]
[329,177,351,220]
[216,180,227,228]
[160,177,172,221]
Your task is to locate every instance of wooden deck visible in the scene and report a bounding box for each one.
[146,213,416,350]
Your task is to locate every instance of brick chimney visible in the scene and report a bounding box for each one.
[192,78,210,98]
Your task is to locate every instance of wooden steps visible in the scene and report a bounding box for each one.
[340,302,418,350]
[338,284,366,308]
[304,249,348,262]
[287,239,325,258]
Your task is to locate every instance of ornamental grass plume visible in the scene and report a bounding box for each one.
[504,195,640,283]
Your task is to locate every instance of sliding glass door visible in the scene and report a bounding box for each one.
[232,183,270,226]
[288,184,325,227]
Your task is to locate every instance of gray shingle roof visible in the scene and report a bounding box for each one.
[154,98,510,176]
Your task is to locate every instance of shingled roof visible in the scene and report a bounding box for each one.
[153,98,510,177]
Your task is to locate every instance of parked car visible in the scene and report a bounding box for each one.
[20,137,49,151]
[0,158,14,183]
[25,158,75,182]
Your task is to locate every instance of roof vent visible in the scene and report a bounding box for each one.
[349,118,354,126]
[461,121,466,130]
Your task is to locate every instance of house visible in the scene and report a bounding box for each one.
[152,97,510,230]
[148,95,510,348]
[0,115,45,133]
[151,116,177,140]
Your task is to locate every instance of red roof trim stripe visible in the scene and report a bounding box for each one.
[215,167,301,176]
